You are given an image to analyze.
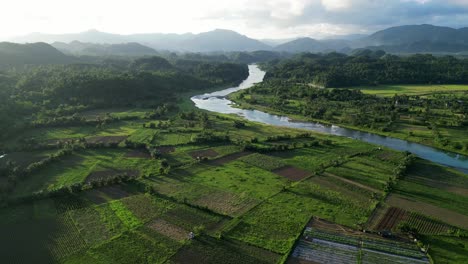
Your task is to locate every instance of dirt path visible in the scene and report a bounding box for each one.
[324,172,380,193]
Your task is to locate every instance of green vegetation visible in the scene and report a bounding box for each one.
[0,50,467,263]
[228,52,468,155]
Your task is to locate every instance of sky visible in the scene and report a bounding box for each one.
[1,0,468,40]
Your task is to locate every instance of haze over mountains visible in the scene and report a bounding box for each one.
[9,24,468,55]
[2,24,468,69]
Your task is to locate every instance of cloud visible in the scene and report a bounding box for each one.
[1,0,468,40]
[199,0,468,38]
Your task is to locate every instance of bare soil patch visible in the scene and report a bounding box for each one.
[273,166,311,181]
[157,146,175,154]
[147,219,188,241]
[80,185,131,203]
[188,149,219,159]
[99,185,131,199]
[83,189,108,204]
[85,169,139,184]
[387,194,468,229]
[85,135,128,145]
[194,191,257,216]
[124,149,151,159]
[375,207,409,231]
[208,151,252,165]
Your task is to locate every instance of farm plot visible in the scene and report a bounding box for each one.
[326,158,392,191]
[53,194,91,214]
[403,212,456,235]
[83,228,182,264]
[147,219,189,241]
[83,185,132,204]
[394,160,468,216]
[155,132,194,146]
[226,181,373,254]
[10,148,160,198]
[273,166,312,181]
[85,169,139,184]
[124,149,151,158]
[375,207,409,231]
[310,174,378,205]
[361,249,429,264]
[48,214,88,262]
[239,153,285,170]
[208,151,252,165]
[290,220,429,264]
[68,203,127,246]
[289,239,359,264]
[419,235,468,264]
[119,194,174,223]
[189,148,219,159]
[270,139,375,172]
[161,205,227,233]
[193,190,258,216]
[178,161,288,201]
[387,194,468,230]
[169,235,281,264]
[85,135,128,145]
[373,206,456,234]
[126,129,157,144]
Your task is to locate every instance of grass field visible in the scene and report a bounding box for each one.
[10,149,160,198]
[349,84,468,97]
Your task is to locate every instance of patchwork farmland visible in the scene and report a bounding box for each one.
[0,110,467,263]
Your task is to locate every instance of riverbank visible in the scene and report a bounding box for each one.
[228,91,468,157]
[192,65,468,172]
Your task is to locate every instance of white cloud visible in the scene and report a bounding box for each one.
[0,0,467,40]
[321,0,352,10]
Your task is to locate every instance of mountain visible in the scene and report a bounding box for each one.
[359,24,468,47]
[0,42,73,69]
[13,29,270,52]
[180,29,270,52]
[52,41,158,56]
[260,38,296,46]
[274,37,350,53]
[11,25,468,54]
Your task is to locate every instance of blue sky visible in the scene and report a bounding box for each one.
[1,0,468,40]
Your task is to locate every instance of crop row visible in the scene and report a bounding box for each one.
[362,249,429,264]
[292,240,358,264]
[405,212,451,234]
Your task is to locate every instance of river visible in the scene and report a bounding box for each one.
[192,65,468,173]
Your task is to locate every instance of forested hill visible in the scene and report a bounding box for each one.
[0,42,74,69]
[0,57,248,140]
[263,51,468,87]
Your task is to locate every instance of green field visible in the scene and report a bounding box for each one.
[0,103,467,263]
[351,84,468,97]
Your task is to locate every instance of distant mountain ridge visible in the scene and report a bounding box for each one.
[9,24,468,54]
[52,41,158,56]
[0,42,73,69]
[13,29,270,52]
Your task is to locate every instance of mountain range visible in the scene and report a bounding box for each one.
[11,25,468,54]
[4,24,468,60]
[12,29,269,52]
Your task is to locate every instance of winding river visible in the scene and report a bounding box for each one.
[192,65,468,173]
